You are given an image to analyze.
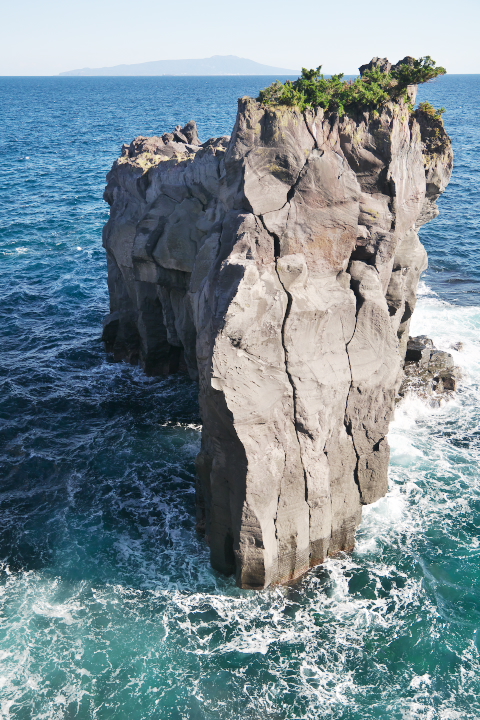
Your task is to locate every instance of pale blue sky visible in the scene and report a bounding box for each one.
[2,0,479,75]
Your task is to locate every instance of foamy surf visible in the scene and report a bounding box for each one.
[0,299,478,720]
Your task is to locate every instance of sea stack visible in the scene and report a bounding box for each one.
[102,60,453,588]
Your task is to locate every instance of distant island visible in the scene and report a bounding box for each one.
[59,55,298,77]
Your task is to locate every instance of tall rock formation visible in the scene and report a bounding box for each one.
[102,74,453,588]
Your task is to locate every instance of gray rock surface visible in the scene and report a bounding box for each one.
[102,78,453,588]
[400,335,460,401]
[359,57,392,75]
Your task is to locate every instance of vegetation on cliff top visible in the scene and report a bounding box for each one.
[258,56,446,116]
[417,100,446,121]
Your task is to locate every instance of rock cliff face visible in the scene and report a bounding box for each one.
[102,80,453,588]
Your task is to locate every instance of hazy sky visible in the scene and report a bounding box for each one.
[2,0,479,75]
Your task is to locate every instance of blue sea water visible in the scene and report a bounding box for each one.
[0,74,479,719]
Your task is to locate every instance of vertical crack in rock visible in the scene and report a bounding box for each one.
[102,80,454,588]
[303,113,319,149]
[258,214,310,542]
[275,261,310,503]
[343,266,363,496]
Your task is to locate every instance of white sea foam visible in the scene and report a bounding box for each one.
[31,600,82,625]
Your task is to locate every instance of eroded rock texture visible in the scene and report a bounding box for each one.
[103,86,453,588]
[400,335,460,402]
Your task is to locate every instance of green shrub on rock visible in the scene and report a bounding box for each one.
[258,56,446,116]
[417,100,446,120]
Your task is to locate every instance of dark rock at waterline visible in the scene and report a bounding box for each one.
[400,335,460,402]
[405,335,434,364]
[102,64,453,589]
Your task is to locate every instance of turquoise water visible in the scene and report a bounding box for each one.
[0,75,479,719]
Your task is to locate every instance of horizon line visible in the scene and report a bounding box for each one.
[2,72,480,78]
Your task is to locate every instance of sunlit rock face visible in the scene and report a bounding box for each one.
[102,87,453,588]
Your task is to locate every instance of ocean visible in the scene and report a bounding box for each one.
[0,74,479,719]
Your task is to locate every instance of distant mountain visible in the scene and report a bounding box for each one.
[59,55,298,77]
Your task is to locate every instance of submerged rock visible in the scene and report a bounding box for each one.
[102,66,453,588]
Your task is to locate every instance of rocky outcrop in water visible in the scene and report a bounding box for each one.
[102,68,453,588]
[399,335,460,402]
